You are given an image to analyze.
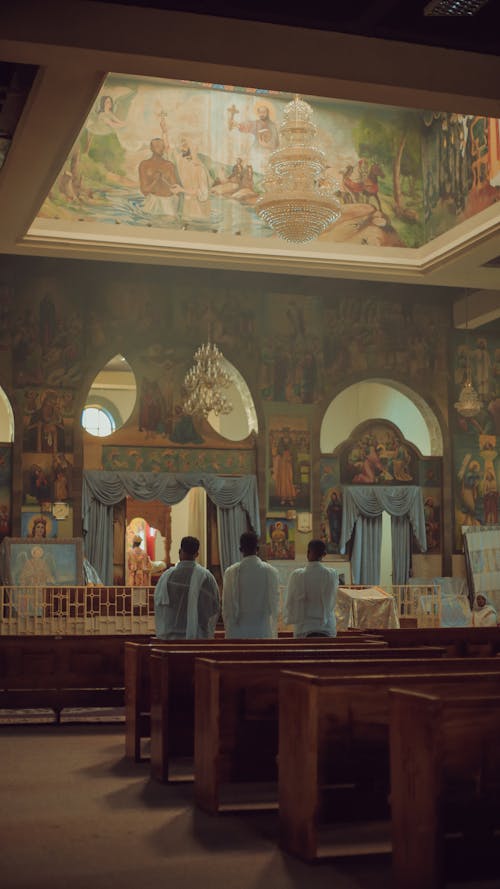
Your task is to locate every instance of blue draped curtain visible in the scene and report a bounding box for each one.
[339,486,427,585]
[82,470,261,584]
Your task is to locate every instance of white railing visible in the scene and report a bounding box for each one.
[0,586,156,635]
[390,583,442,628]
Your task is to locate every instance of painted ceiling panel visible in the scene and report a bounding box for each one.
[31,74,500,263]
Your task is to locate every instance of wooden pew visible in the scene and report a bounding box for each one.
[278,666,500,861]
[149,643,390,781]
[192,647,448,812]
[369,626,500,657]
[124,635,386,760]
[390,688,500,889]
[0,634,151,720]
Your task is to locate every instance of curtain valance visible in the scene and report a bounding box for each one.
[82,471,260,583]
[339,485,427,554]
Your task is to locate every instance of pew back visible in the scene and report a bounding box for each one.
[390,688,500,889]
[278,667,500,860]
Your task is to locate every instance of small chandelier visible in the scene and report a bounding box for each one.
[255,95,341,244]
[183,342,233,418]
[455,290,481,419]
[455,374,482,418]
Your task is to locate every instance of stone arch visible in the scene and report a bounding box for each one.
[320,379,443,457]
[0,386,15,442]
[207,357,258,441]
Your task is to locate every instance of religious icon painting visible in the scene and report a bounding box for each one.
[268,417,310,511]
[266,516,295,561]
[21,509,58,539]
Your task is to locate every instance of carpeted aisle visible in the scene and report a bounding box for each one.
[0,726,494,889]
[0,725,394,889]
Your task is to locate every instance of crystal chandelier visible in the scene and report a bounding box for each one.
[255,95,341,244]
[183,342,233,417]
[455,291,481,419]
[455,374,482,418]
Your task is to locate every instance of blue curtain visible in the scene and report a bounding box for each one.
[82,471,261,583]
[340,486,426,585]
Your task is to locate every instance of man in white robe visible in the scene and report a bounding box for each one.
[223,531,279,638]
[284,538,338,638]
[154,536,220,639]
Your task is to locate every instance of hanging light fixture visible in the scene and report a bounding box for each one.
[255,95,342,244]
[183,341,233,418]
[455,291,481,419]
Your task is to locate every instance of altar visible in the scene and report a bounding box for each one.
[336,585,400,631]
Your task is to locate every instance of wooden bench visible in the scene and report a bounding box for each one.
[370,626,500,657]
[278,666,500,861]
[0,634,151,719]
[192,647,447,813]
[124,635,386,760]
[149,643,390,781]
[390,688,500,889]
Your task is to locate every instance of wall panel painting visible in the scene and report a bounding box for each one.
[268,417,310,511]
[454,433,500,551]
[320,457,342,555]
[266,517,295,560]
[339,422,417,485]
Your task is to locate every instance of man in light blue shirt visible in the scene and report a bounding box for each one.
[284,538,338,638]
[154,536,220,639]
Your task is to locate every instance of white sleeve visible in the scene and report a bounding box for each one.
[283,570,300,625]
[268,565,280,621]
[222,566,236,626]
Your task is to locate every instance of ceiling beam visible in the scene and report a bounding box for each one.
[453,290,500,328]
[2,0,500,116]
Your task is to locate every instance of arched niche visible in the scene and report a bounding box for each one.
[82,354,137,437]
[207,358,258,442]
[320,380,443,457]
[0,387,14,442]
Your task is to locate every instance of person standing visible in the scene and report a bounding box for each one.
[154,536,220,639]
[284,538,338,638]
[222,531,280,638]
[127,534,152,587]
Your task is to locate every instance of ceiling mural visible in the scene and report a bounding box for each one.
[33,74,500,253]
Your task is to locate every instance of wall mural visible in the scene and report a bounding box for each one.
[452,330,500,551]
[268,417,311,510]
[22,389,75,454]
[101,445,255,474]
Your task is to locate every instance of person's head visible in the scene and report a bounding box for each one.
[99,95,113,113]
[475,594,487,610]
[150,138,165,156]
[257,105,270,121]
[179,536,200,561]
[132,535,142,549]
[307,539,327,562]
[31,517,47,539]
[31,546,44,560]
[239,531,259,557]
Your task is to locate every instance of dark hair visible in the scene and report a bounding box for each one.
[99,95,113,112]
[239,531,259,555]
[308,539,327,560]
[180,536,200,558]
